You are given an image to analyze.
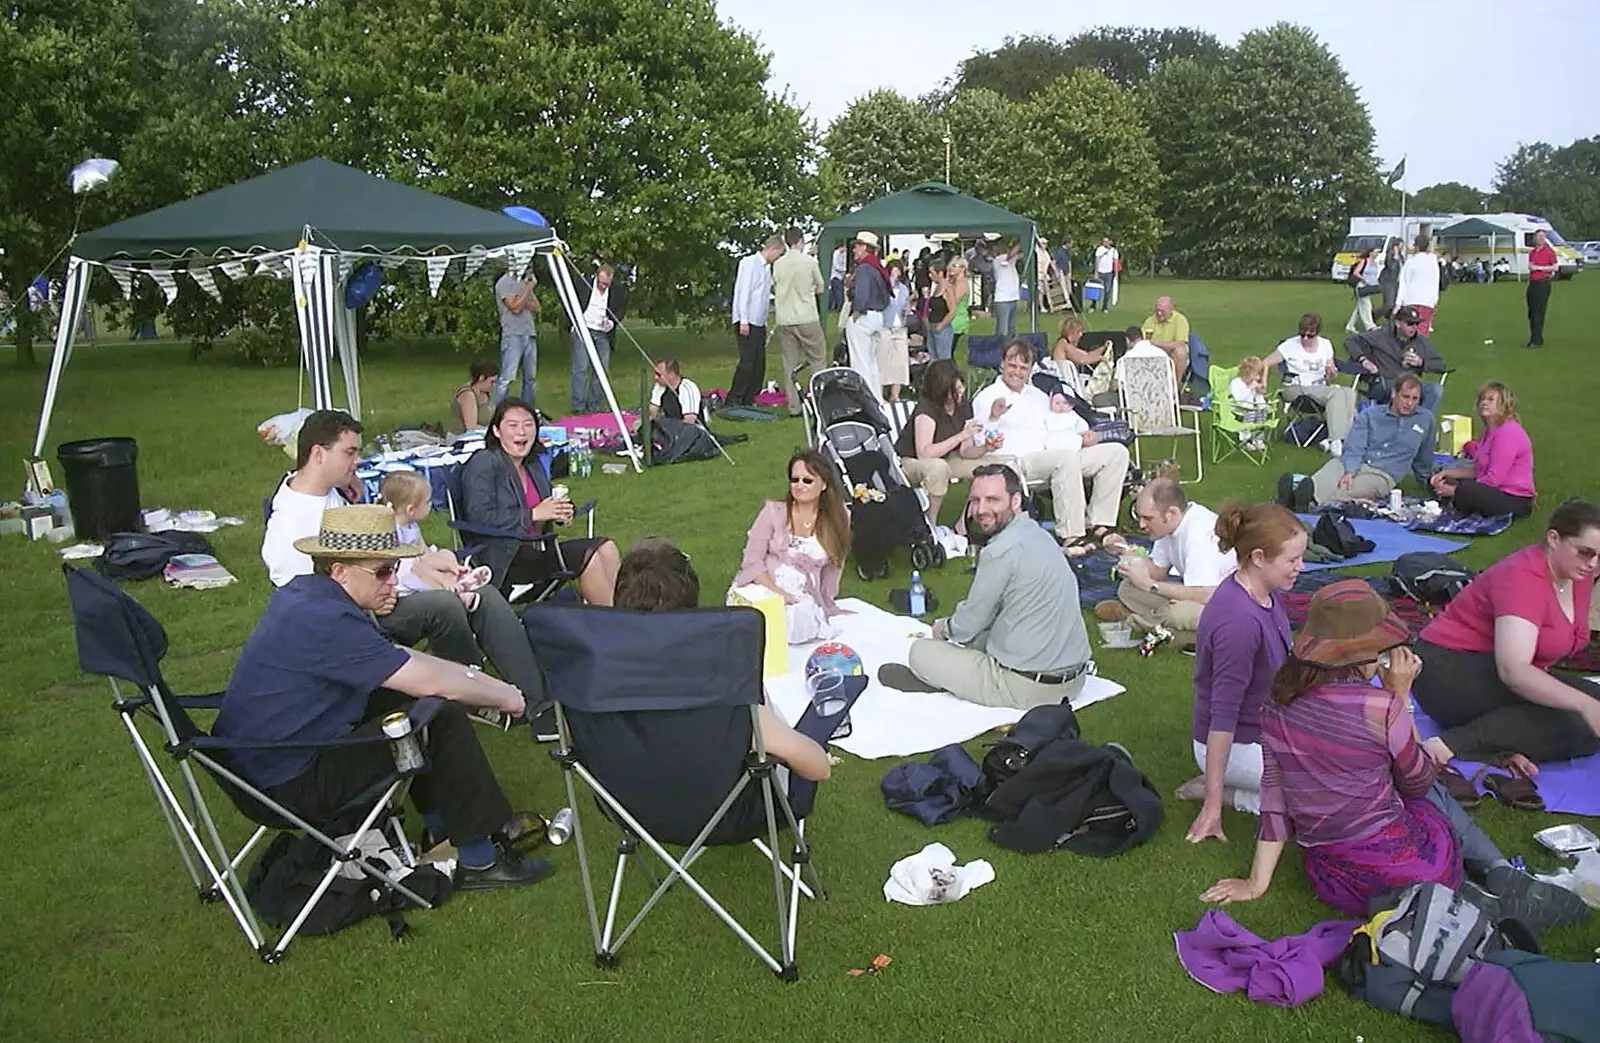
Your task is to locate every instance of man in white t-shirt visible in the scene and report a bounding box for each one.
[569,263,628,414]
[1261,312,1358,454]
[1098,478,1235,639]
[263,410,551,731]
[1114,325,1172,387]
[1092,236,1118,312]
[1395,234,1441,335]
[991,241,1022,338]
[969,340,1129,545]
[648,357,703,424]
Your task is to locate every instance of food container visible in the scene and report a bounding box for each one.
[1097,621,1137,648]
[1534,823,1599,857]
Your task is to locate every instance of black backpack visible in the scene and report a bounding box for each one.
[1390,551,1476,606]
[245,829,452,940]
[1312,511,1375,559]
[975,701,1080,805]
[98,531,215,581]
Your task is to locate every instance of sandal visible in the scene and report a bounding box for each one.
[1483,770,1545,813]
[1062,534,1100,558]
[1437,764,1481,808]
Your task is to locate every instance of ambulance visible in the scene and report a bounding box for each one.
[1329,214,1460,281]
[1330,213,1581,281]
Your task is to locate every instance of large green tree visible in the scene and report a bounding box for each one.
[1141,23,1381,276]
[1411,181,1488,214]
[819,90,943,212]
[954,26,1227,100]
[1492,139,1600,240]
[1011,70,1162,261]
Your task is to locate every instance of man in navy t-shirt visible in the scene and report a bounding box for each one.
[216,504,554,892]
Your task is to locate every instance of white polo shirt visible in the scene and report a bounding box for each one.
[1150,503,1236,587]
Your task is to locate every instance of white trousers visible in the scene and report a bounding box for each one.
[1191,738,1263,814]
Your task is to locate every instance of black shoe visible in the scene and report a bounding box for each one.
[1180,643,1197,657]
[1463,867,1591,935]
[877,663,942,693]
[455,855,556,892]
[529,704,559,744]
[1292,477,1316,514]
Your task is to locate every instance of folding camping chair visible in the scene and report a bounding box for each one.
[1117,353,1203,483]
[522,601,862,980]
[440,454,595,603]
[1208,364,1279,466]
[62,564,441,963]
[1276,359,1365,448]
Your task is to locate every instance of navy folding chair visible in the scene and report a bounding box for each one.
[62,564,441,962]
[439,453,594,602]
[523,602,861,980]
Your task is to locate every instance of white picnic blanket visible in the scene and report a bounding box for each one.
[765,598,1124,760]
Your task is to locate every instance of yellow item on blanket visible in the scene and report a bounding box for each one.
[1439,414,1473,456]
[727,584,789,678]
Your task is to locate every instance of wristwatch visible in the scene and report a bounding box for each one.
[465,665,480,681]
[1148,582,1161,595]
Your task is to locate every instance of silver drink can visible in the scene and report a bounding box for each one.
[547,807,575,845]
[381,712,425,774]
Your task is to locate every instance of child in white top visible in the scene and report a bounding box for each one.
[1228,356,1270,452]
[378,471,489,609]
[1042,391,1092,452]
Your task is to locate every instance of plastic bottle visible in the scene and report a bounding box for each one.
[908,571,926,617]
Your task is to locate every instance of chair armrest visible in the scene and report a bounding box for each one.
[449,517,557,548]
[183,698,447,753]
[173,691,227,710]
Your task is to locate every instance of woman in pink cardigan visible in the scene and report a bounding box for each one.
[733,449,852,642]
[1429,380,1535,518]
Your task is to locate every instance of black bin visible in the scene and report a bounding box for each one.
[56,438,142,542]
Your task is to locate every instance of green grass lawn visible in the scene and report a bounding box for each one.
[0,277,1595,1042]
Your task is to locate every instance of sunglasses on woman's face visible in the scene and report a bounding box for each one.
[790,474,817,486]
[347,561,401,580]
[1565,538,1600,563]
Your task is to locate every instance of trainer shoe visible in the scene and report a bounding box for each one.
[1094,600,1131,623]
[456,855,556,892]
[1462,866,1592,935]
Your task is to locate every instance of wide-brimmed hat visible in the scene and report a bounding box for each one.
[1290,579,1410,668]
[293,504,425,559]
[853,230,880,249]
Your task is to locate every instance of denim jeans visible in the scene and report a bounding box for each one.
[569,328,612,412]
[993,300,1017,338]
[927,324,954,361]
[495,333,536,405]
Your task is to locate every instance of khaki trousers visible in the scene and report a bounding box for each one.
[1281,384,1358,441]
[899,454,983,501]
[1310,458,1394,506]
[907,639,1086,710]
[1116,581,1205,637]
[1002,443,1130,539]
[776,322,828,414]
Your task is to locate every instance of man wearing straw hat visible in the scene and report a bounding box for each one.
[216,504,555,891]
[844,231,891,397]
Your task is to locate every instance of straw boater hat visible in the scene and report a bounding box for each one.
[1290,578,1410,668]
[854,230,880,249]
[293,504,425,559]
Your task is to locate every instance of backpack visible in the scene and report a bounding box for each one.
[1335,882,1537,1026]
[975,702,1080,804]
[245,828,452,939]
[983,739,1163,856]
[1390,552,1476,606]
[98,531,215,581]
[1312,511,1375,559]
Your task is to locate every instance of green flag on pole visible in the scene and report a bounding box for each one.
[1386,158,1406,187]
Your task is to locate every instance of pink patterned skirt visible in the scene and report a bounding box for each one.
[1301,798,1463,914]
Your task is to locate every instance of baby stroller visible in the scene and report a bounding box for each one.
[798,366,946,579]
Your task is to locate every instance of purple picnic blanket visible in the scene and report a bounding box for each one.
[1413,703,1600,817]
[1406,507,1515,537]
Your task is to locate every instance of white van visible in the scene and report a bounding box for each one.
[1329,214,1460,281]
[1330,213,1581,281]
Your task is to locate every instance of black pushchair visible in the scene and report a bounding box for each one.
[797,366,945,579]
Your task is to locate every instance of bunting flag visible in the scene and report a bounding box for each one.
[189,266,222,302]
[508,244,534,277]
[463,246,488,279]
[377,254,407,270]
[218,258,251,281]
[148,265,180,305]
[424,255,450,297]
[104,264,135,299]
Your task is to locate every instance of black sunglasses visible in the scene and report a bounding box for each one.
[346,561,400,580]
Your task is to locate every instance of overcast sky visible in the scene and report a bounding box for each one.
[719,0,1597,192]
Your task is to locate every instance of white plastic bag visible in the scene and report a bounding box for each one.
[257,408,315,459]
[1534,849,1600,908]
[883,842,995,906]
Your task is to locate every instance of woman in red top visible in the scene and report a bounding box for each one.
[1412,499,1600,764]
[1526,229,1559,348]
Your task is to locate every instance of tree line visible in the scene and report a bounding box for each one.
[1,6,1593,368]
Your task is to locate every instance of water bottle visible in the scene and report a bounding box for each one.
[381,712,425,774]
[547,807,574,845]
[908,571,926,618]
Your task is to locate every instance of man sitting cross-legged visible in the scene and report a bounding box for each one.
[262,409,552,736]
[878,465,1093,710]
[1280,372,1436,512]
[1097,478,1235,647]
[216,504,554,891]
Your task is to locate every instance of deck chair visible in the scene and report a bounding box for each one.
[440,455,594,603]
[523,601,862,980]
[1276,359,1365,448]
[1208,365,1279,466]
[1117,353,1203,483]
[62,564,442,963]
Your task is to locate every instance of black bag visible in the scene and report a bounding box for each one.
[1390,552,1475,606]
[975,702,1080,807]
[245,829,452,939]
[1312,511,1375,559]
[1357,282,1383,298]
[98,531,215,581]
[983,739,1164,856]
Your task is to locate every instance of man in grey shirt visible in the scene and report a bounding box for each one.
[881,464,1093,709]
[494,265,540,404]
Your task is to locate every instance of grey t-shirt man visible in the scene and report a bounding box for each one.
[495,271,535,336]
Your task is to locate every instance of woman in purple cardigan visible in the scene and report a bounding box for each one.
[1182,502,1306,844]
[733,449,851,642]
[1429,380,1535,517]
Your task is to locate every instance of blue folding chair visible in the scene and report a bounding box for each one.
[523,602,863,980]
[62,564,443,962]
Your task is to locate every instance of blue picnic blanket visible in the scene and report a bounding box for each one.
[1069,536,1154,609]
[1405,507,1515,537]
[1297,514,1468,571]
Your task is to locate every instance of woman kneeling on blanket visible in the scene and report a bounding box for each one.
[618,537,830,781]
[1201,580,1588,933]
[1428,380,1536,518]
[733,449,851,643]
